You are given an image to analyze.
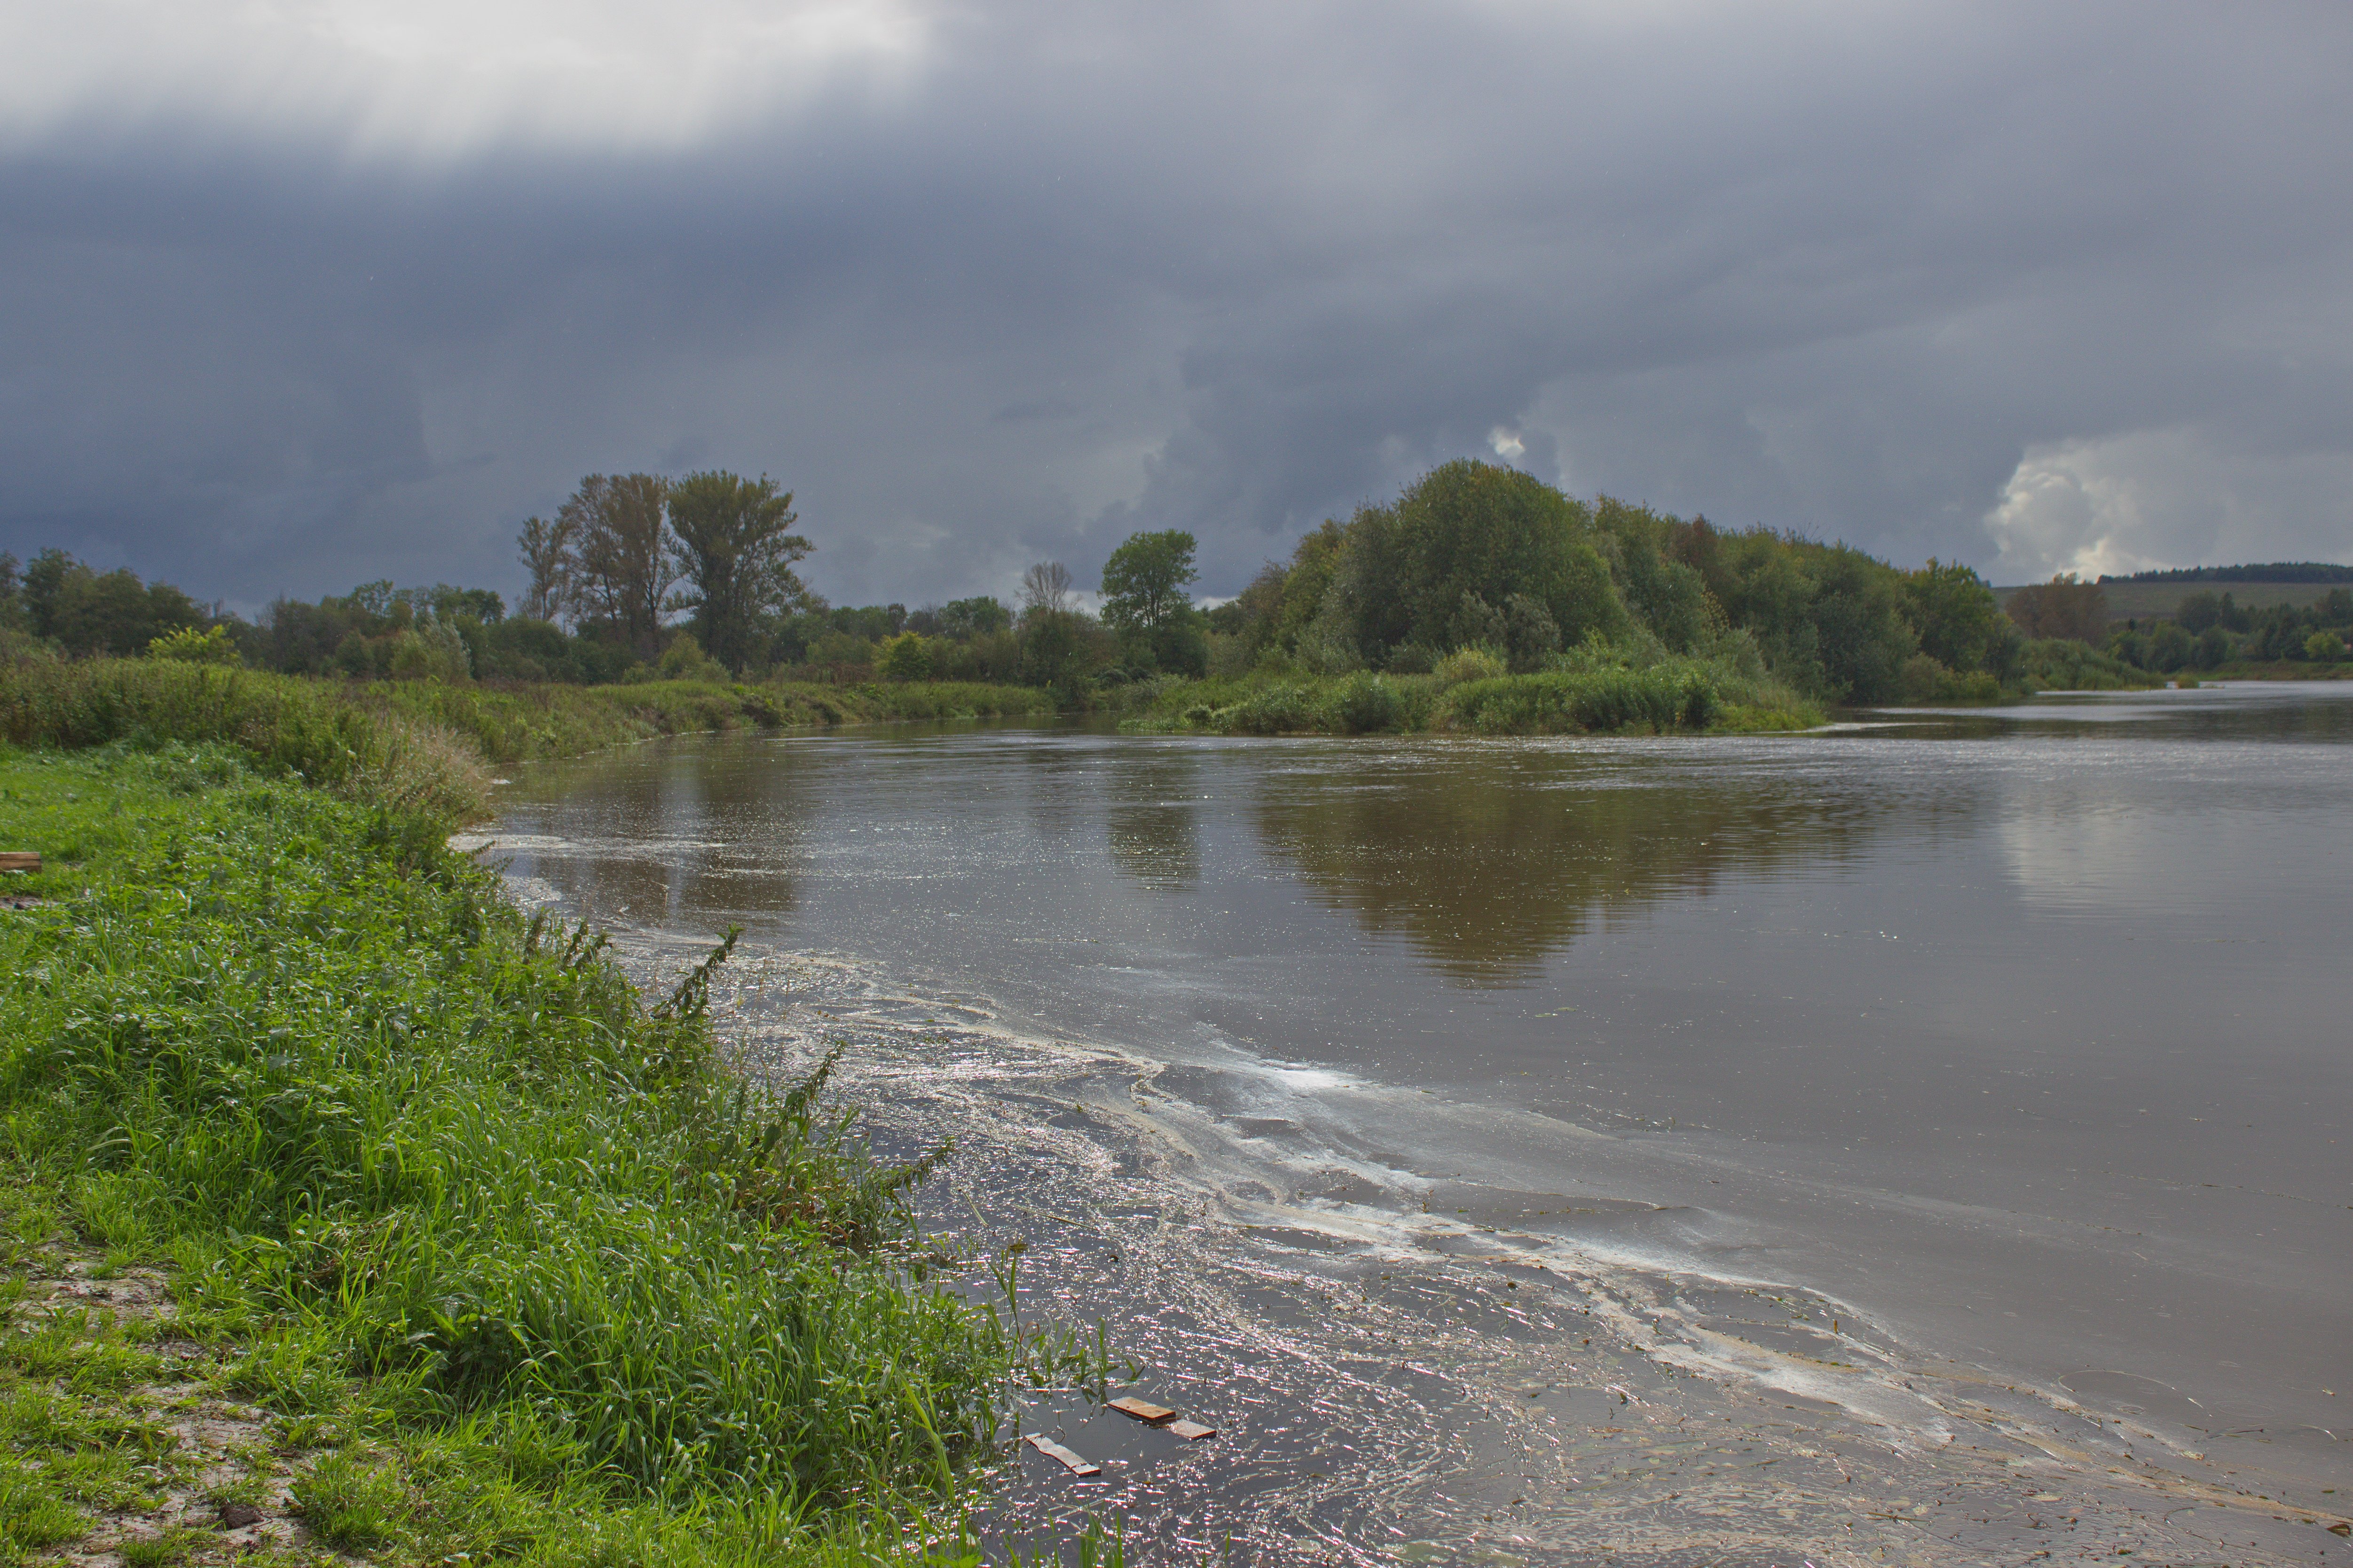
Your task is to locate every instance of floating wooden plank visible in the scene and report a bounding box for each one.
[1165,1419,1217,1441]
[0,852,39,874]
[1022,1433,1101,1475]
[1107,1396,1176,1424]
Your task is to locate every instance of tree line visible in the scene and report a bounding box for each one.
[1200,460,2020,704]
[2009,575,2353,674]
[11,457,2341,698]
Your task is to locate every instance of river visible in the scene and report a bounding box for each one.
[473,681,2351,1565]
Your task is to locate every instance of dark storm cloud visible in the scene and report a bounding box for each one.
[3,0,2349,609]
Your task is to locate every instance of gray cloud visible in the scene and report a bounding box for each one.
[3,0,2350,611]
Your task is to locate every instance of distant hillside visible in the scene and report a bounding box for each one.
[2099,563,2353,585]
[1995,570,2353,622]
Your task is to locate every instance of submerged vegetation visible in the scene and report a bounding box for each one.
[0,734,1117,1564]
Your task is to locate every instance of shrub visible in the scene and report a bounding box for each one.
[876,631,936,682]
[1440,663,1718,734]
[146,625,240,666]
[1432,646,1507,685]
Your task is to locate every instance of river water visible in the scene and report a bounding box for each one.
[475,682,2351,1566]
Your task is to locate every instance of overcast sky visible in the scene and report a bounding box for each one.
[3,0,2349,611]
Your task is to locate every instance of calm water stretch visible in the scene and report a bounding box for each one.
[477,683,2351,1565]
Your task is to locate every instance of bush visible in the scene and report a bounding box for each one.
[146,625,240,666]
[1440,662,1718,734]
[877,631,936,681]
[1333,672,1403,734]
[1432,646,1507,685]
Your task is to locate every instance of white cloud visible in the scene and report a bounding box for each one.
[1487,427,1525,461]
[0,0,932,157]
[1983,428,2353,582]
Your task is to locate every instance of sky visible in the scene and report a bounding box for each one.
[2,0,2349,612]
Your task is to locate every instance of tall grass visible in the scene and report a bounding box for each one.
[2016,638,2168,691]
[1117,653,1819,736]
[0,660,1061,824]
[0,744,1108,1563]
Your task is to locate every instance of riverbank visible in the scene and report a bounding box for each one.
[0,659,1058,823]
[0,738,1115,1566]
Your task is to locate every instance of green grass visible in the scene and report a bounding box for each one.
[0,742,1110,1564]
[0,660,1062,826]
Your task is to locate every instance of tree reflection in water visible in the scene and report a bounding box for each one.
[1249,744,1895,987]
[1104,747,1204,889]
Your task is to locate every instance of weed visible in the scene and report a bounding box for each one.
[121,1529,216,1568]
[0,743,1116,1565]
[291,1451,410,1552]
[0,1469,89,1550]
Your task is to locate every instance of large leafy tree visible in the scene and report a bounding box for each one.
[1100,530,1199,635]
[1099,530,1209,674]
[665,471,812,672]
[1903,559,2019,677]
[560,473,674,658]
[1339,461,1626,663]
[516,515,577,623]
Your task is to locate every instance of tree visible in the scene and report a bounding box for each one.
[1019,561,1074,617]
[938,596,1010,639]
[665,471,812,671]
[1903,559,2018,678]
[517,515,576,622]
[877,631,936,681]
[560,473,674,658]
[21,549,74,640]
[1099,530,1200,635]
[1338,461,1626,663]
[2005,574,2108,644]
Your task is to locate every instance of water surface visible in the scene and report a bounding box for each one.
[482,682,2352,1563]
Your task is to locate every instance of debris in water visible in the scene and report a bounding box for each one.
[1108,1396,1177,1424]
[1166,1419,1217,1441]
[1023,1434,1101,1475]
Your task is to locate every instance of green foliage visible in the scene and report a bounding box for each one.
[146,625,241,666]
[936,597,1011,639]
[1441,661,1719,734]
[2016,638,2164,691]
[0,660,1060,822]
[878,632,937,682]
[1099,530,1208,677]
[1121,643,1813,736]
[1098,531,1199,636]
[1432,646,1507,685]
[562,473,676,659]
[1340,461,1627,663]
[1902,560,2020,679]
[0,746,1108,1556]
[2305,630,2347,662]
[654,631,732,683]
[1204,465,2025,708]
[667,471,812,672]
[2004,574,2109,643]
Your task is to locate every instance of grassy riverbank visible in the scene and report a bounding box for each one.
[0,660,1058,823]
[0,740,1106,1566]
[1112,652,1823,737]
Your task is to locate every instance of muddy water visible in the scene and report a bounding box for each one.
[476,682,2353,1564]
